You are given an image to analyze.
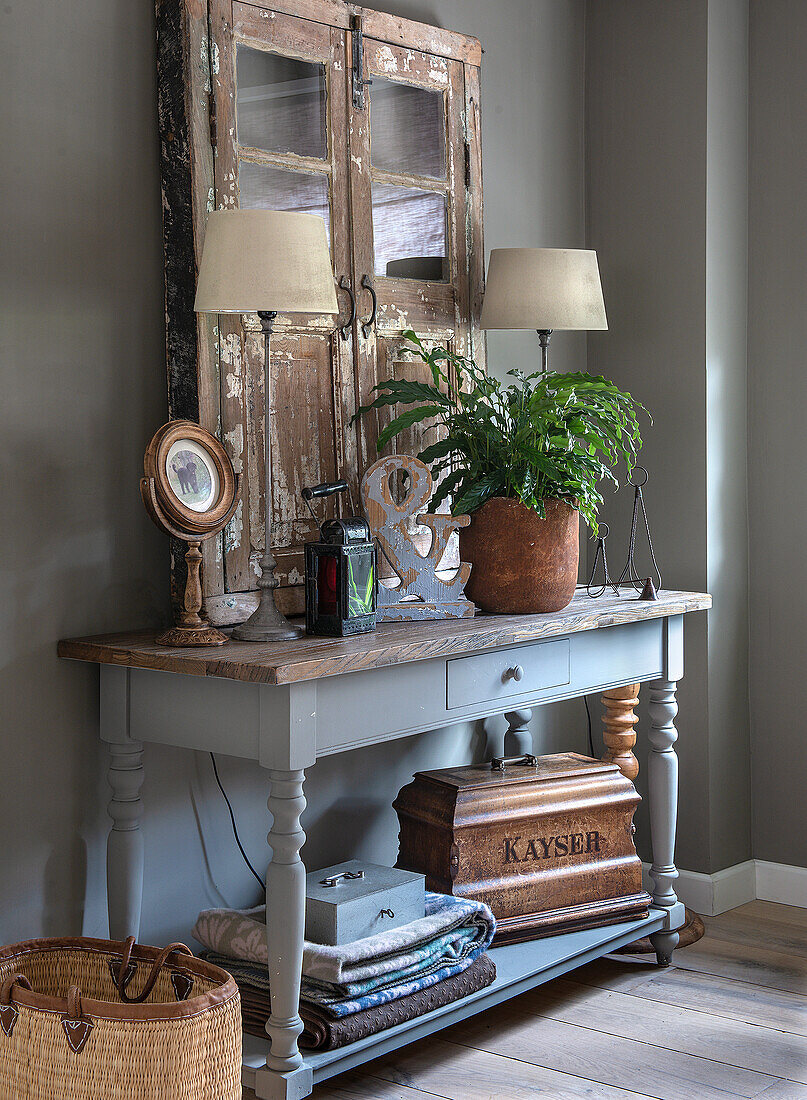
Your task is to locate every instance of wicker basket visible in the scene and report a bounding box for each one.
[0,936,241,1100]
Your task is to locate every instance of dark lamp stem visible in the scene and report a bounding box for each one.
[537,329,553,374]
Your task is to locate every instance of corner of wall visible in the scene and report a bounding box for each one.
[704,0,752,871]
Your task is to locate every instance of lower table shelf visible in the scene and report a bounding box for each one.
[241,907,667,1091]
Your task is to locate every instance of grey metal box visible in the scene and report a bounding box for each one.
[305,860,425,945]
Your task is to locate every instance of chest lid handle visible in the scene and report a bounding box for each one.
[491,754,538,772]
[320,870,366,887]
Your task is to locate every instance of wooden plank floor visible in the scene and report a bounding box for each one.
[245,901,807,1100]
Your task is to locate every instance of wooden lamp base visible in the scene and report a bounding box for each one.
[156,541,228,648]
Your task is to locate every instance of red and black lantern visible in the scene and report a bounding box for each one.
[302,480,377,637]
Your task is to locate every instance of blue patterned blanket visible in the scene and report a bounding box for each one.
[205,948,489,1017]
[197,892,495,1018]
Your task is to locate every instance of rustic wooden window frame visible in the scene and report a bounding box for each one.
[155,0,484,625]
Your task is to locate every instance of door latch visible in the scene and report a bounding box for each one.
[351,14,373,110]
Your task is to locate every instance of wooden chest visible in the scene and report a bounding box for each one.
[394,752,650,944]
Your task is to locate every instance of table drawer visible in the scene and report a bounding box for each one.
[446,638,571,710]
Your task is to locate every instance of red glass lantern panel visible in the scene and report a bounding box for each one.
[317,554,339,615]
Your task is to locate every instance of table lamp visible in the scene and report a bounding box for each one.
[195,209,339,642]
[480,248,607,372]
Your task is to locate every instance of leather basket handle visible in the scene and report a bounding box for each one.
[0,972,94,1054]
[0,974,32,1039]
[62,984,94,1054]
[0,974,32,1005]
[115,936,195,1004]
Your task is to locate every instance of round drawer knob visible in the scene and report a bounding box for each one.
[504,665,524,682]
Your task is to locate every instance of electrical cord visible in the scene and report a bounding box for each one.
[584,695,595,757]
[214,701,600,890]
[209,752,266,891]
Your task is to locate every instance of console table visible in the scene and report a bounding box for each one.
[59,587,710,1100]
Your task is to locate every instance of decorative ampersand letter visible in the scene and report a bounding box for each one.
[361,455,475,620]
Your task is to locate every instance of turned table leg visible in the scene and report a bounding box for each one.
[106,741,145,940]
[601,683,640,780]
[646,679,685,966]
[256,769,312,1100]
[503,708,533,757]
[101,666,145,941]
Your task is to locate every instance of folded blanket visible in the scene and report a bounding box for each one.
[193,892,495,989]
[234,954,496,1050]
[204,947,486,1016]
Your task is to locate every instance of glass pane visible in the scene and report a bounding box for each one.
[236,45,327,160]
[239,162,331,250]
[347,551,375,617]
[372,182,447,280]
[370,77,445,179]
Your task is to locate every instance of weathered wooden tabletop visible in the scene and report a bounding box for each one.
[58,588,710,686]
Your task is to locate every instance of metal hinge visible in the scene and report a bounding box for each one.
[351,14,372,110]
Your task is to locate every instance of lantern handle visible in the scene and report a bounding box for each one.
[301,478,356,522]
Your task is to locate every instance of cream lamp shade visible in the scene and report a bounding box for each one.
[480,248,607,331]
[194,209,338,315]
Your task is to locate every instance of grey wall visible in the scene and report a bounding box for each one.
[0,0,588,945]
[585,0,711,873]
[585,0,752,874]
[748,0,807,867]
[0,0,167,939]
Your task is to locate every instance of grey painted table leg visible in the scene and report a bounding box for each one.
[256,769,313,1100]
[106,741,145,940]
[646,679,686,967]
[100,667,145,941]
[503,708,533,757]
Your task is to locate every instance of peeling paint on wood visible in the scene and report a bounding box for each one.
[156,0,226,607]
[200,35,212,92]
[224,499,243,552]
[224,423,244,472]
[156,0,484,621]
[225,371,242,400]
[156,0,201,425]
[376,45,398,73]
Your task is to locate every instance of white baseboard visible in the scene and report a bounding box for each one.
[641,859,806,915]
[712,860,759,914]
[756,860,807,909]
[641,861,755,916]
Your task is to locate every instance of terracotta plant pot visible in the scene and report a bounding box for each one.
[459,497,579,614]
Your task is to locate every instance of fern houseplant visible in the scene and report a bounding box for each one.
[355,332,648,613]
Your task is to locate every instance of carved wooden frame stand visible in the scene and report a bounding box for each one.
[141,421,240,647]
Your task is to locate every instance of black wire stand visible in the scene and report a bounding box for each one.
[617,466,662,600]
[586,523,620,598]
